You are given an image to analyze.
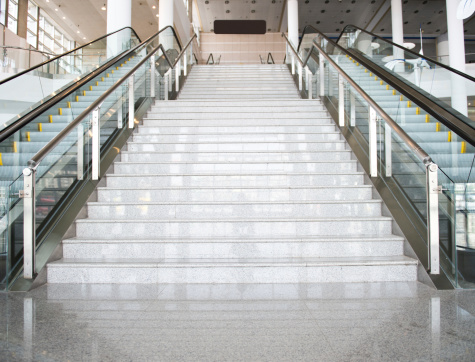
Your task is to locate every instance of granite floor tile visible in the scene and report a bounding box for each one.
[0,282,474,361]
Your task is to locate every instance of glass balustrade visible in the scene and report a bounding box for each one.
[291,28,474,288]
[0,27,187,290]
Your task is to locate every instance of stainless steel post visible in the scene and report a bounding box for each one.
[184,49,188,76]
[77,124,84,180]
[338,74,345,127]
[291,54,295,75]
[298,62,302,91]
[117,92,123,129]
[369,106,377,177]
[128,74,134,128]
[164,71,169,101]
[307,68,312,100]
[22,167,36,279]
[427,163,440,274]
[168,68,172,92]
[319,53,324,96]
[385,122,392,177]
[175,59,180,92]
[350,91,356,127]
[92,106,101,180]
[150,56,155,98]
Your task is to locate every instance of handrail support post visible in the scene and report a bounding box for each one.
[22,167,36,279]
[92,106,101,180]
[128,74,135,128]
[150,54,155,98]
[385,123,392,177]
[319,53,324,96]
[338,74,345,127]
[77,124,84,180]
[427,163,440,274]
[175,59,180,92]
[369,106,378,177]
[307,67,312,99]
[298,62,302,91]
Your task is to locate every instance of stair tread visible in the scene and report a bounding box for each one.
[50,255,417,267]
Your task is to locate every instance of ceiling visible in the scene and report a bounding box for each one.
[32,0,475,45]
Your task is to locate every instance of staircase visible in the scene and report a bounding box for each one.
[47,64,418,284]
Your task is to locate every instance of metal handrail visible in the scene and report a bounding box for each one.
[0,45,56,56]
[0,26,180,143]
[206,54,215,64]
[291,27,475,147]
[0,26,142,85]
[282,31,440,275]
[21,32,197,280]
[283,32,431,164]
[28,33,197,168]
[335,24,475,83]
[267,53,275,64]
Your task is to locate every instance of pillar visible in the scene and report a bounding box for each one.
[287,0,298,49]
[17,0,28,38]
[436,33,449,65]
[159,0,174,50]
[446,0,468,116]
[106,0,132,58]
[391,0,404,71]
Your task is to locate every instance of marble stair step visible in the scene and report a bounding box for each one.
[120,150,352,162]
[105,172,365,188]
[96,185,373,203]
[141,118,332,126]
[62,235,404,259]
[136,125,337,134]
[150,100,321,107]
[86,200,383,219]
[74,217,393,238]
[126,141,348,152]
[144,112,325,119]
[131,133,342,143]
[46,256,417,284]
[112,161,357,174]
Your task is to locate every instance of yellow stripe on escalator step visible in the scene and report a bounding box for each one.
[416,107,420,115]
[0,153,3,166]
[425,114,430,123]
[89,86,93,91]
[101,77,104,82]
[26,132,30,142]
[96,81,99,86]
[380,80,383,85]
[58,108,62,115]
[407,101,411,108]
[38,123,42,132]
[13,142,17,153]
[67,102,71,108]
[436,123,440,132]
[461,141,466,154]
[76,96,79,102]
[83,91,86,96]
[447,131,452,142]
[49,115,53,123]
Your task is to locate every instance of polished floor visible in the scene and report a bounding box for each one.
[1,282,474,361]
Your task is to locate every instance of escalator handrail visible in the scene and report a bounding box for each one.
[0,26,181,143]
[293,26,475,147]
[298,24,475,83]
[28,33,197,167]
[0,26,142,85]
[337,24,475,83]
[283,31,433,165]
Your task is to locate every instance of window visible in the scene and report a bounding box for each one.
[38,13,73,55]
[7,0,18,34]
[26,1,38,47]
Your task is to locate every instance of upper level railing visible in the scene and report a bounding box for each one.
[259,53,275,64]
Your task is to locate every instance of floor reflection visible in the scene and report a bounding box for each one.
[0,282,474,361]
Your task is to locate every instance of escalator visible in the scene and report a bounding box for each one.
[291,25,474,288]
[0,26,190,290]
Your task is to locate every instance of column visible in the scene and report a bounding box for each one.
[446,0,468,116]
[391,0,404,71]
[287,0,299,49]
[106,0,132,58]
[436,33,449,65]
[159,0,174,50]
[17,0,28,38]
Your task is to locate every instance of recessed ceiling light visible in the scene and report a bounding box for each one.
[152,5,156,9]
[55,8,58,11]
[101,4,106,10]
[156,14,159,17]
[77,30,80,33]
[62,16,65,19]
[83,37,86,39]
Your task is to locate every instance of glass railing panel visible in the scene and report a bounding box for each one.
[0,28,140,132]
[337,25,475,130]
